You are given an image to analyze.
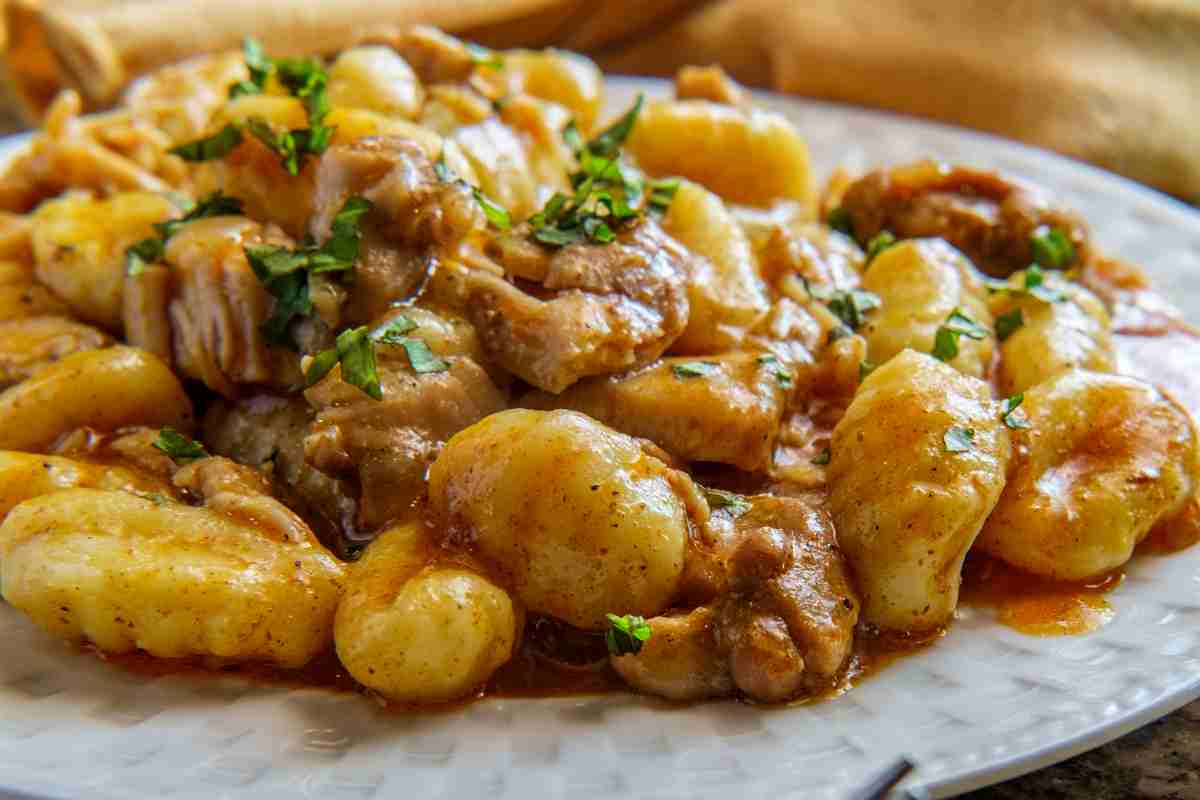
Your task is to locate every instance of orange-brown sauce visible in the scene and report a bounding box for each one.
[960,554,1121,636]
[89,621,937,711]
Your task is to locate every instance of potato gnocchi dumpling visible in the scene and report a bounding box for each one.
[475,48,604,132]
[828,349,1011,632]
[860,238,994,378]
[0,450,175,517]
[0,346,193,452]
[0,487,345,667]
[0,315,111,388]
[335,523,520,704]
[626,99,815,212]
[428,409,694,630]
[327,46,424,119]
[990,272,1116,394]
[31,191,177,332]
[663,180,770,353]
[977,370,1197,579]
[0,259,71,320]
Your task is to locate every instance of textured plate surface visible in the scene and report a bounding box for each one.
[2,77,1200,800]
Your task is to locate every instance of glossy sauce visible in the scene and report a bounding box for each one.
[960,554,1120,636]
[92,618,937,709]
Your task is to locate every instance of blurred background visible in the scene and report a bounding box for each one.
[1,0,1197,201]
[0,2,1196,799]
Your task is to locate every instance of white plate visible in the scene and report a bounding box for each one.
[2,77,1200,800]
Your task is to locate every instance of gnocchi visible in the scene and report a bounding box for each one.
[828,350,1011,632]
[977,370,1197,579]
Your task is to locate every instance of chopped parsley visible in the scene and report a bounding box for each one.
[305,325,382,400]
[433,152,513,231]
[811,447,832,466]
[824,289,881,331]
[987,264,1067,304]
[647,177,680,215]
[671,361,718,379]
[371,315,449,373]
[859,360,877,382]
[605,613,652,657]
[994,308,1025,341]
[702,488,751,516]
[932,309,989,362]
[527,96,653,247]
[398,338,449,374]
[827,207,853,235]
[586,95,643,160]
[229,38,272,98]
[865,230,897,262]
[125,190,244,275]
[1030,226,1076,269]
[1001,394,1032,430]
[756,354,794,389]
[1021,264,1068,303]
[943,426,976,453]
[305,314,448,399]
[174,39,335,176]
[168,123,243,162]
[245,196,371,346]
[152,427,209,464]
[472,188,512,231]
[372,314,418,343]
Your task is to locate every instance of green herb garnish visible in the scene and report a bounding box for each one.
[587,95,643,159]
[866,230,897,262]
[304,326,382,400]
[529,96,649,247]
[994,308,1025,341]
[932,309,989,362]
[1022,264,1068,303]
[671,361,718,379]
[152,427,209,464]
[1030,226,1076,269]
[859,360,877,382]
[827,207,853,235]
[825,289,881,331]
[756,354,794,389]
[811,447,832,466]
[605,613,652,657]
[399,338,449,374]
[125,191,244,275]
[473,189,512,231]
[168,122,243,162]
[180,39,334,175]
[246,196,371,346]
[371,315,418,343]
[702,488,751,516]
[647,177,680,214]
[943,426,976,453]
[1001,394,1032,430]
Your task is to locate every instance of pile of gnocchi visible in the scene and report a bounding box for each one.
[0,27,1195,707]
